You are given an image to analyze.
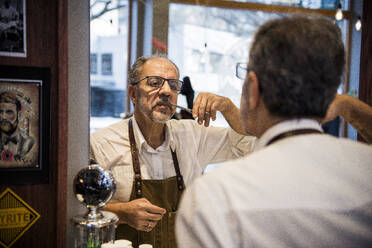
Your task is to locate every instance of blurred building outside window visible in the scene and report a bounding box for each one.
[90,0,129,133]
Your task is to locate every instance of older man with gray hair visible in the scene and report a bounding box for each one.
[90,54,256,247]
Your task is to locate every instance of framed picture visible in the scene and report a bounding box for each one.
[0,0,26,57]
[0,66,50,184]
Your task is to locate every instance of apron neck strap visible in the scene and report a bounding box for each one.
[170,148,184,191]
[129,119,142,197]
[128,119,185,198]
[266,128,322,147]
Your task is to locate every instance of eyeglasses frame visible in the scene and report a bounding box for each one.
[132,76,184,92]
[236,62,263,93]
[236,62,252,80]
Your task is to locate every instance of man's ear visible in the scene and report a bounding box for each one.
[128,85,136,105]
[248,71,260,111]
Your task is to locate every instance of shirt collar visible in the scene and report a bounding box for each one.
[254,118,323,152]
[132,116,176,153]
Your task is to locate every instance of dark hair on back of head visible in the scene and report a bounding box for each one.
[249,15,345,118]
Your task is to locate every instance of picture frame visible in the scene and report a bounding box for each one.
[0,0,27,57]
[0,66,50,184]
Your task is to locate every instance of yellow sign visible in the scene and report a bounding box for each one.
[0,188,40,248]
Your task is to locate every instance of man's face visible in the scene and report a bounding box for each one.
[133,58,178,123]
[0,102,18,135]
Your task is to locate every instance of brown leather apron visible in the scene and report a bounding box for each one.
[116,119,185,248]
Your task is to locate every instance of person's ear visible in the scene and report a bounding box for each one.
[247,71,260,111]
[128,85,136,105]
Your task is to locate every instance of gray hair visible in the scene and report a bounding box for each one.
[128,54,180,85]
[248,15,345,118]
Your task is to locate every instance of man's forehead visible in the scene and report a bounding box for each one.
[142,58,178,77]
[0,102,17,109]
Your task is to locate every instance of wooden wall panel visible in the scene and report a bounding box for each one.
[360,0,372,106]
[358,0,371,142]
[0,0,67,247]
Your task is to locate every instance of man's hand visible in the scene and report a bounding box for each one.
[192,92,246,134]
[192,93,231,127]
[323,94,372,143]
[106,198,166,232]
[323,94,345,123]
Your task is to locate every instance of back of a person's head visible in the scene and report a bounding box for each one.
[249,15,345,118]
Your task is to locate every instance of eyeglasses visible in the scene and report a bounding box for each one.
[236,62,263,93]
[132,76,183,92]
[236,62,251,80]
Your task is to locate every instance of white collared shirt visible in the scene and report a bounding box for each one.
[176,118,372,248]
[90,117,256,202]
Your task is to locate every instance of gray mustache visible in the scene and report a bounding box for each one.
[153,101,172,109]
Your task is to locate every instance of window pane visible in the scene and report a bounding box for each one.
[101,53,113,75]
[90,0,129,133]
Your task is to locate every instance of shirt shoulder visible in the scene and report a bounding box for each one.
[204,134,372,205]
[91,119,129,143]
[90,119,131,168]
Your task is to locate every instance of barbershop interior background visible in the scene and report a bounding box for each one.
[0,0,371,247]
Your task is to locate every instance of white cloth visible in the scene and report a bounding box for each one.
[176,119,372,248]
[90,117,256,202]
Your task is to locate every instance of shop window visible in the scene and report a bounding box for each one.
[90,0,129,132]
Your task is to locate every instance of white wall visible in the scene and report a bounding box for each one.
[67,0,90,246]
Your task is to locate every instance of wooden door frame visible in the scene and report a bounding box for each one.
[56,0,68,247]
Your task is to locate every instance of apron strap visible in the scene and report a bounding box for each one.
[128,119,185,198]
[171,148,185,191]
[266,128,322,146]
[129,119,143,198]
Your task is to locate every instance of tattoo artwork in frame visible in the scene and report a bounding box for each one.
[0,81,39,167]
[0,66,50,184]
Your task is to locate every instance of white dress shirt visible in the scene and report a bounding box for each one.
[176,119,372,248]
[90,117,256,202]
